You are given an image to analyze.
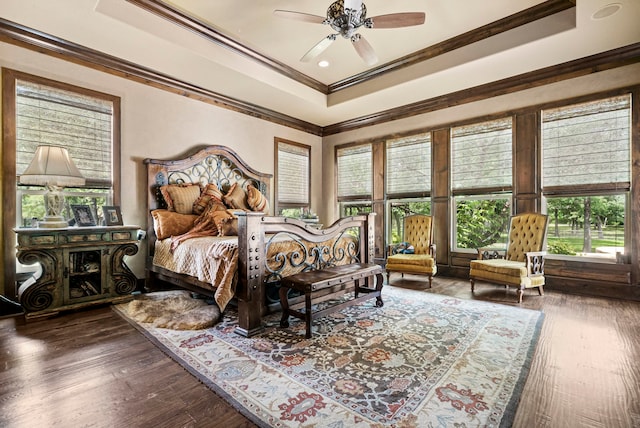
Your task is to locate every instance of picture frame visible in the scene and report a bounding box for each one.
[71,205,96,227]
[102,205,123,226]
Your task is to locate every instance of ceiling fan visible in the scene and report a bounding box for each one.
[274,0,426,66]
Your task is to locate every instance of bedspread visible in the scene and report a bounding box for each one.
[153,236,238,311]
[153,233,359,312]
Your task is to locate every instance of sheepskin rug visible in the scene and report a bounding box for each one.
[124,290,221,330]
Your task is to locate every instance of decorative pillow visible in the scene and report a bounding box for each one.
[193,183,224,215]
[151,209,198,240]
[160,184,201,214]
[391,241,415,255]
[246,184,269,213]
[212,209,239,236]
[222,182,250,210]
[220,218,239,236]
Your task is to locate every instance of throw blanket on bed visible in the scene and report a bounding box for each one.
[169,201,229,252]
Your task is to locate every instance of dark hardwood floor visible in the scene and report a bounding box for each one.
[1,276,639,427]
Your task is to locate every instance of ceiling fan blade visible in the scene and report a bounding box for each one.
[301,35,336,62]
[351,34,378,66]
[369,12,426,29]
[273,10,326,24]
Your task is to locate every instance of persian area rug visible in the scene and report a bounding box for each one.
[113,286,543,427]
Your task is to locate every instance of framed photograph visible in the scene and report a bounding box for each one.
[102,206,123,226]
[71,205,96,227]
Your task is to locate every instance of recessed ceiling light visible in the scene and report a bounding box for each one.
[591,3,622,20]
[318,60,330,68]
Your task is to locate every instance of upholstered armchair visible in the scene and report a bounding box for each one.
[469,212,548,303]
[386,215,436,287]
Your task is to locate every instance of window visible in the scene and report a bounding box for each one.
[386,133,431,197]
[12,73,120,227]
[337,144,372,215]
[337,144,372,200]
[451,117,513,250]
[340,202,373,217]
[275,138,310,217]
[542,94,630,259]
[387,199,431,244]
[386,133,431,244]
[454,195,512,250]
[3,69,120,292]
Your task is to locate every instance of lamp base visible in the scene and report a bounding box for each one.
[37,215,69,228]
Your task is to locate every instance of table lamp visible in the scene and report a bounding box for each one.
[19,145,86,228]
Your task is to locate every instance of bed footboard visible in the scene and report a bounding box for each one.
[235,212,377,337]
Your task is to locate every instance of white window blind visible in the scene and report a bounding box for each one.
[386,133,431,196]
[337,145,372,199]
[277,140,310,205]
[542,95,630,187]
[16,80,113,188]
[451,118,513,190]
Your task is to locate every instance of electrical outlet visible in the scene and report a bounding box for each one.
[136,230,146,240]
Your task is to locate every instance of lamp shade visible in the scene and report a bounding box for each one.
[20,145,85,187]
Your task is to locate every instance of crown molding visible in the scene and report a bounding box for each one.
[0,17,323,136]
[322,42,640,135]
[126,0,329,94]
[0,16,637,138]
[128,0,576,96]
[328,0,576,93]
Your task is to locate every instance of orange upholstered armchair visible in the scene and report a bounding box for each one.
[469,212,548,303]
[386,215,436,287]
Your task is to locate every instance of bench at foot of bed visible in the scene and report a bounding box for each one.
[279,263,384,338]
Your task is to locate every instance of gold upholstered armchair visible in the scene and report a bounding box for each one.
[386,215,436,287]
[469,212,548,303]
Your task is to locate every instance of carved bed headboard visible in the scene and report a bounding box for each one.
[143,145,273,256]
[144,145,272,212]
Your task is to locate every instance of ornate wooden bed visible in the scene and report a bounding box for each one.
[144,145,377,337]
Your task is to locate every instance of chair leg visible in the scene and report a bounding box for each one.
[470,278,475,292]
[279,286,290,328]
[517,288,524,303]
[538,285,544,296]
[428,275,432,288]
[386,271,390,284]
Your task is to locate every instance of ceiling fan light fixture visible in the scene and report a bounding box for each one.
[327,0,366,38]
[343,0,361,11]
[274,1,426,65]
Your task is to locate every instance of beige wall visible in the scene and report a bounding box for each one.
[2,39,639,282]
[0,42,323,278]
[320,63,640,224]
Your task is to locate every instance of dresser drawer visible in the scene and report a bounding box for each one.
[17,233,58,246]
[112,231,134,241]
[64,233,104,243]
